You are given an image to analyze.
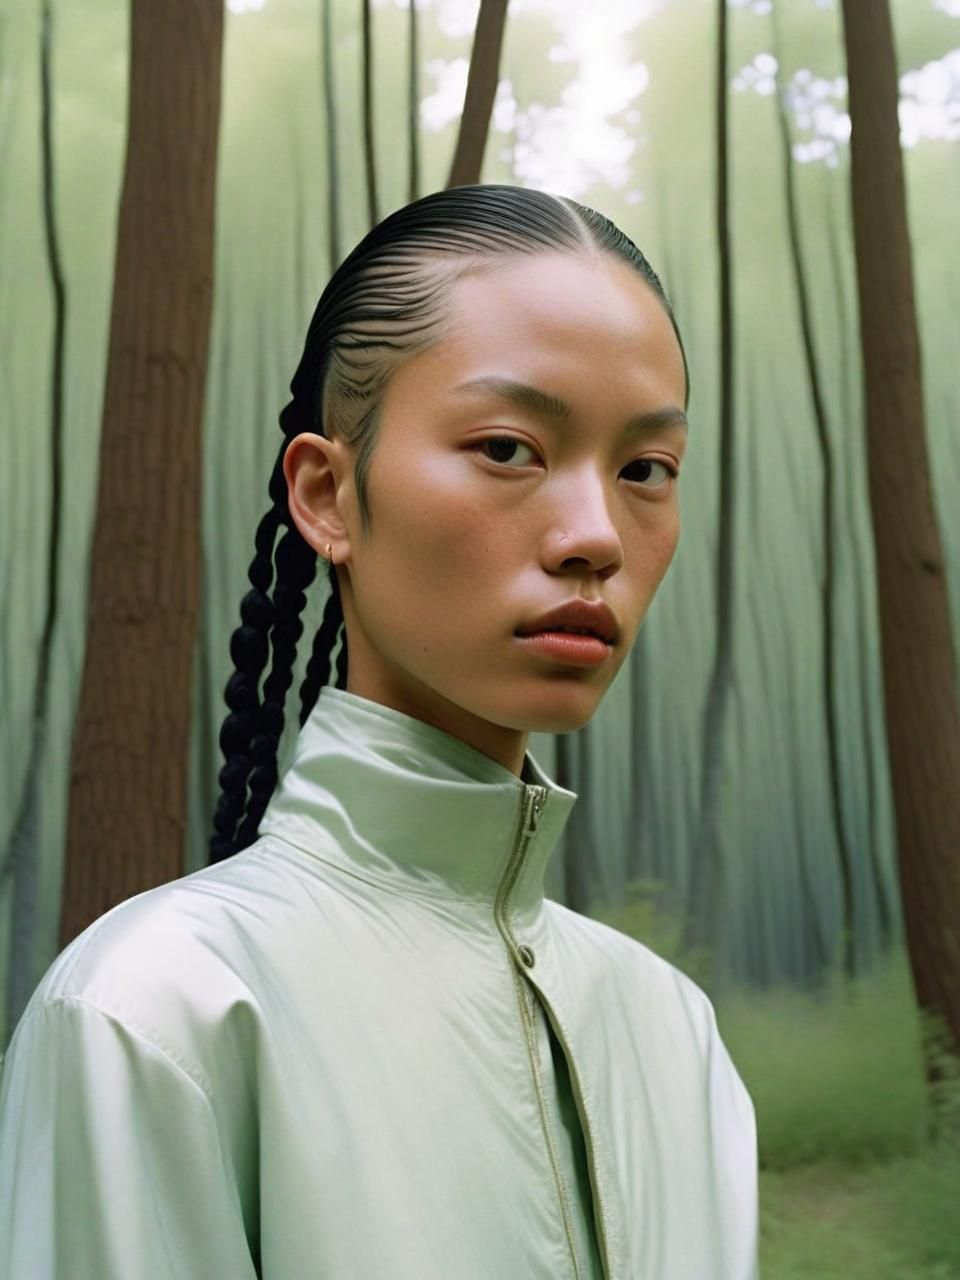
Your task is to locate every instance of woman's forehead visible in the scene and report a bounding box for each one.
[452,250,661,318]
[436,254,685,394]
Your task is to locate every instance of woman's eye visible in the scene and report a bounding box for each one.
[475,436,540,467]
[621,458,679,489]
[473,438,679,489]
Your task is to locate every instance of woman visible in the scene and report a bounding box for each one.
[0,185,758,1278]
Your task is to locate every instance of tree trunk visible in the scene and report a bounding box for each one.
[361,0,379,226]
[825,199,898,957]
[321,0,341,268]
[408,0,420,203]
[3,0,68,1038]
[58,0,224,948]
[445,0,509,188]
[771,11,855,988]
[840,0,960,1105]
[679,0,739,997]
[555,732,590,915]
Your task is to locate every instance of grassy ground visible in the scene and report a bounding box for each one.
[758,1148,959,1278]
[591,885,960,1278]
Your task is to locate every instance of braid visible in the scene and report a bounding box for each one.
[209,447,321,862]
[234,519,319,850]
[208,499,281,864]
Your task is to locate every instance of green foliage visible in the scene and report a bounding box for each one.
[759,1149,960,1279]
[592,896,960,1275]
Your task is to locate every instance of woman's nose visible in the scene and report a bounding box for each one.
[548,486,623,575]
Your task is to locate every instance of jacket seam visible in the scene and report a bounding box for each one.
[36,994,215,1102]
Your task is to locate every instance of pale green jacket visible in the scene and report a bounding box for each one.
[0,687,758,1278]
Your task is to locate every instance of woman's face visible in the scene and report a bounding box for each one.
[285,250,688,775]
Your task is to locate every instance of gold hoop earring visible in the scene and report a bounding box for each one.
[325,542,333,563]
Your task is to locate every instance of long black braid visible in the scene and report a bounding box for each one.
[208,184,689,864]
[211,443,325,860]
[208,349,353,863]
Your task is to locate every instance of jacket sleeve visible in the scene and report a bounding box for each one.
[0,996,260,1280]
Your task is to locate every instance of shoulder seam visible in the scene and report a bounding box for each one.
[36,994,215,1104]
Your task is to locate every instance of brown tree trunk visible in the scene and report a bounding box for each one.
[445,0,509,188]
[58,0,224,948]
[840,0,960,1101]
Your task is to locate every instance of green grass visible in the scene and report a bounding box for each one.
[590,880,960,1278]
[758,1148,960,1278]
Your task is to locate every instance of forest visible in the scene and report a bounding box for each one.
[1,0,959,1273]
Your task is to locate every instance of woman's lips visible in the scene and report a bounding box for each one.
[514,630,612,666]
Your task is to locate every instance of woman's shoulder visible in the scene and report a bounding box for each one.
[544,897,717,1041]
[13,837,309,1076]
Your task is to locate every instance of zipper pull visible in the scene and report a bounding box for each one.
[523,785,547,836]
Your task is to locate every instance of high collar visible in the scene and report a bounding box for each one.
[258,687,577,914]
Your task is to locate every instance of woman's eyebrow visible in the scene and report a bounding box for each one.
[453,376,688,437]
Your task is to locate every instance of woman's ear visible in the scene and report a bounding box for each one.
[282,432,353,563]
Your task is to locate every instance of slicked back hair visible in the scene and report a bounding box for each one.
[209,184,689,864]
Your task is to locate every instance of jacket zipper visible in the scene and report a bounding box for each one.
[494,784,584,1280]
[496,784,614,1280]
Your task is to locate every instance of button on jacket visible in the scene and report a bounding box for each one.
[0,687,759,1279]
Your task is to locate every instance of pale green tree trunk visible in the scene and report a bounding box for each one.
[680,0,739,996]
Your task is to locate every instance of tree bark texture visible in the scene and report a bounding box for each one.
[445,0,509,189]
[59,0,224,947]
[841,0,960,1073]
